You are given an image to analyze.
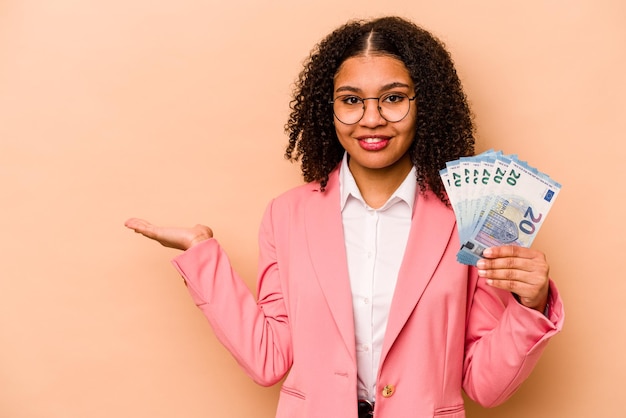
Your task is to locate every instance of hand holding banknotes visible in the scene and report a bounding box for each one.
[440,150,560,313]
[477,245,550,312]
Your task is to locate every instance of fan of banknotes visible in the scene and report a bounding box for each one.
[439,150,561,266]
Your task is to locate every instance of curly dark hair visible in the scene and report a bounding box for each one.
[284,16,475,203]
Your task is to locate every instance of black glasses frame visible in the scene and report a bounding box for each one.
[329,93,417,125]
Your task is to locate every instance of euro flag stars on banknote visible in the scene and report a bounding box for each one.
[440,150,561,266]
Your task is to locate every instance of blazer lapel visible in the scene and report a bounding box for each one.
[304,170,357,363]
[380,191,456,360]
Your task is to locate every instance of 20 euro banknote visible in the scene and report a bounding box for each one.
[440,152,561,266]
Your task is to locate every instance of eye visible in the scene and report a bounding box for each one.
[382,93,407,104]
[338,95,362,106]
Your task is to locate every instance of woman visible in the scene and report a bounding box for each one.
[125,16,563,418]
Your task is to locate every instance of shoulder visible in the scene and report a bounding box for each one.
[256,169,339,239]
[272,167,340,207]
[258,168,341,230]
[275,180,320,201]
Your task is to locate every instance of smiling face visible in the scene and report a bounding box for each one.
[333,54,417,182]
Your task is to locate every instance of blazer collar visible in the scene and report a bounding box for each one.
[304,168,356,363]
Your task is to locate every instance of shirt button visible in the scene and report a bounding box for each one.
[382,384,395,398]
[363,298,370,305]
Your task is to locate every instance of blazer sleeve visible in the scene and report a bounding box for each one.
[170,199,293,386]
[462,268,564,407]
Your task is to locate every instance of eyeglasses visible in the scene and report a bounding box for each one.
[329,92,417,125]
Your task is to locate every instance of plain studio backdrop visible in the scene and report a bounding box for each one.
[1,0,624,417]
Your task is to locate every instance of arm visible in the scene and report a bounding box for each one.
[462,246,564,407]
[124,207,293,386]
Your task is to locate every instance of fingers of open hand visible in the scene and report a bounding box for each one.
[124,217,182,249]
[125,218,213,250]
[124,218,158,239]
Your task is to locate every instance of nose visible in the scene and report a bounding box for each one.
[360,98,386,126]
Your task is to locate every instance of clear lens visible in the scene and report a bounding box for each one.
[379,93,410,122]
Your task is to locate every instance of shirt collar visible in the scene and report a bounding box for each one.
[339,152,417,213]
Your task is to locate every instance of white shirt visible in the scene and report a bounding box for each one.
[339,153,416,401]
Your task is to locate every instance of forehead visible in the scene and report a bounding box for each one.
[334,55,413,91]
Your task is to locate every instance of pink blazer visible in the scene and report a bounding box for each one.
[172,167,564,418]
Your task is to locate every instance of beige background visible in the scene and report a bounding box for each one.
[1,0,624,417]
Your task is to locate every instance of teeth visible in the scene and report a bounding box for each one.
[362,137,383,143]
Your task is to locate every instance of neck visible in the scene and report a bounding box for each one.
[349,157,413,209]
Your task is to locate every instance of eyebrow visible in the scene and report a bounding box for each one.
[335,81,411,94]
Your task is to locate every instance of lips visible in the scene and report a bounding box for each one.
[357,135,391,151]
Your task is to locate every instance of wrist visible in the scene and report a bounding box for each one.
[512,291,550,317]
[186,225,214,249]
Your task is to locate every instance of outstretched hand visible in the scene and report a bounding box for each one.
[124,218,213,251]
[476,246,550,313]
